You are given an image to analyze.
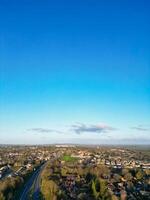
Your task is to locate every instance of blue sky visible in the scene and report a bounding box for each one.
[0,0,150,144]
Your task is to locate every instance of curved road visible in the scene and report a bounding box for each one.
[19,163,46,200]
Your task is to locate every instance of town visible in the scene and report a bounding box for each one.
[0,145,150,199]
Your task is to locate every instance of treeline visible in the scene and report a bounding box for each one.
[40,162,58,200]
[0,176,23,200]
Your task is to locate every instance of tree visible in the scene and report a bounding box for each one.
[124,173,132,181]
[92,180,99,199]
[99,178,108,199]
[113,174,121,182]
[122,169,129,176]
[111,195,118,200]
[136,170,144,180]
[77,192,87,200]
[145,169,150,176]
[41,179,58,200]
[0,177,23,200]
[0,193,5,200]
[91,178,110,200]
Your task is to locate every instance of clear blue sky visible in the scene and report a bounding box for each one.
[0,0,150,144]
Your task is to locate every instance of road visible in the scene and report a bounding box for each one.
[32,163,46,200]
[19,163,46,200]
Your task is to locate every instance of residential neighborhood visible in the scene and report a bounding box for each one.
[0,145,150,199]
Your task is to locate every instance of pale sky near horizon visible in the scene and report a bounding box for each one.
[0,0,150,144]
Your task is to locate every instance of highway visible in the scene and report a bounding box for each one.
[19,163,46,200]
[32,163,46,200]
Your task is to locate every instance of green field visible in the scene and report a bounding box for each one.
[62,155,78,162]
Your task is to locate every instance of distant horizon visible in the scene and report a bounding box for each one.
[1,140,150,146]
[0,143,150,146]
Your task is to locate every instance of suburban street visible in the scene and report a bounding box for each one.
[19,163,46,200]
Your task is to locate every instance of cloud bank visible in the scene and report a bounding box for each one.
[71,123,116,134]
[131,125,149,131]
[27,128,62,134]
